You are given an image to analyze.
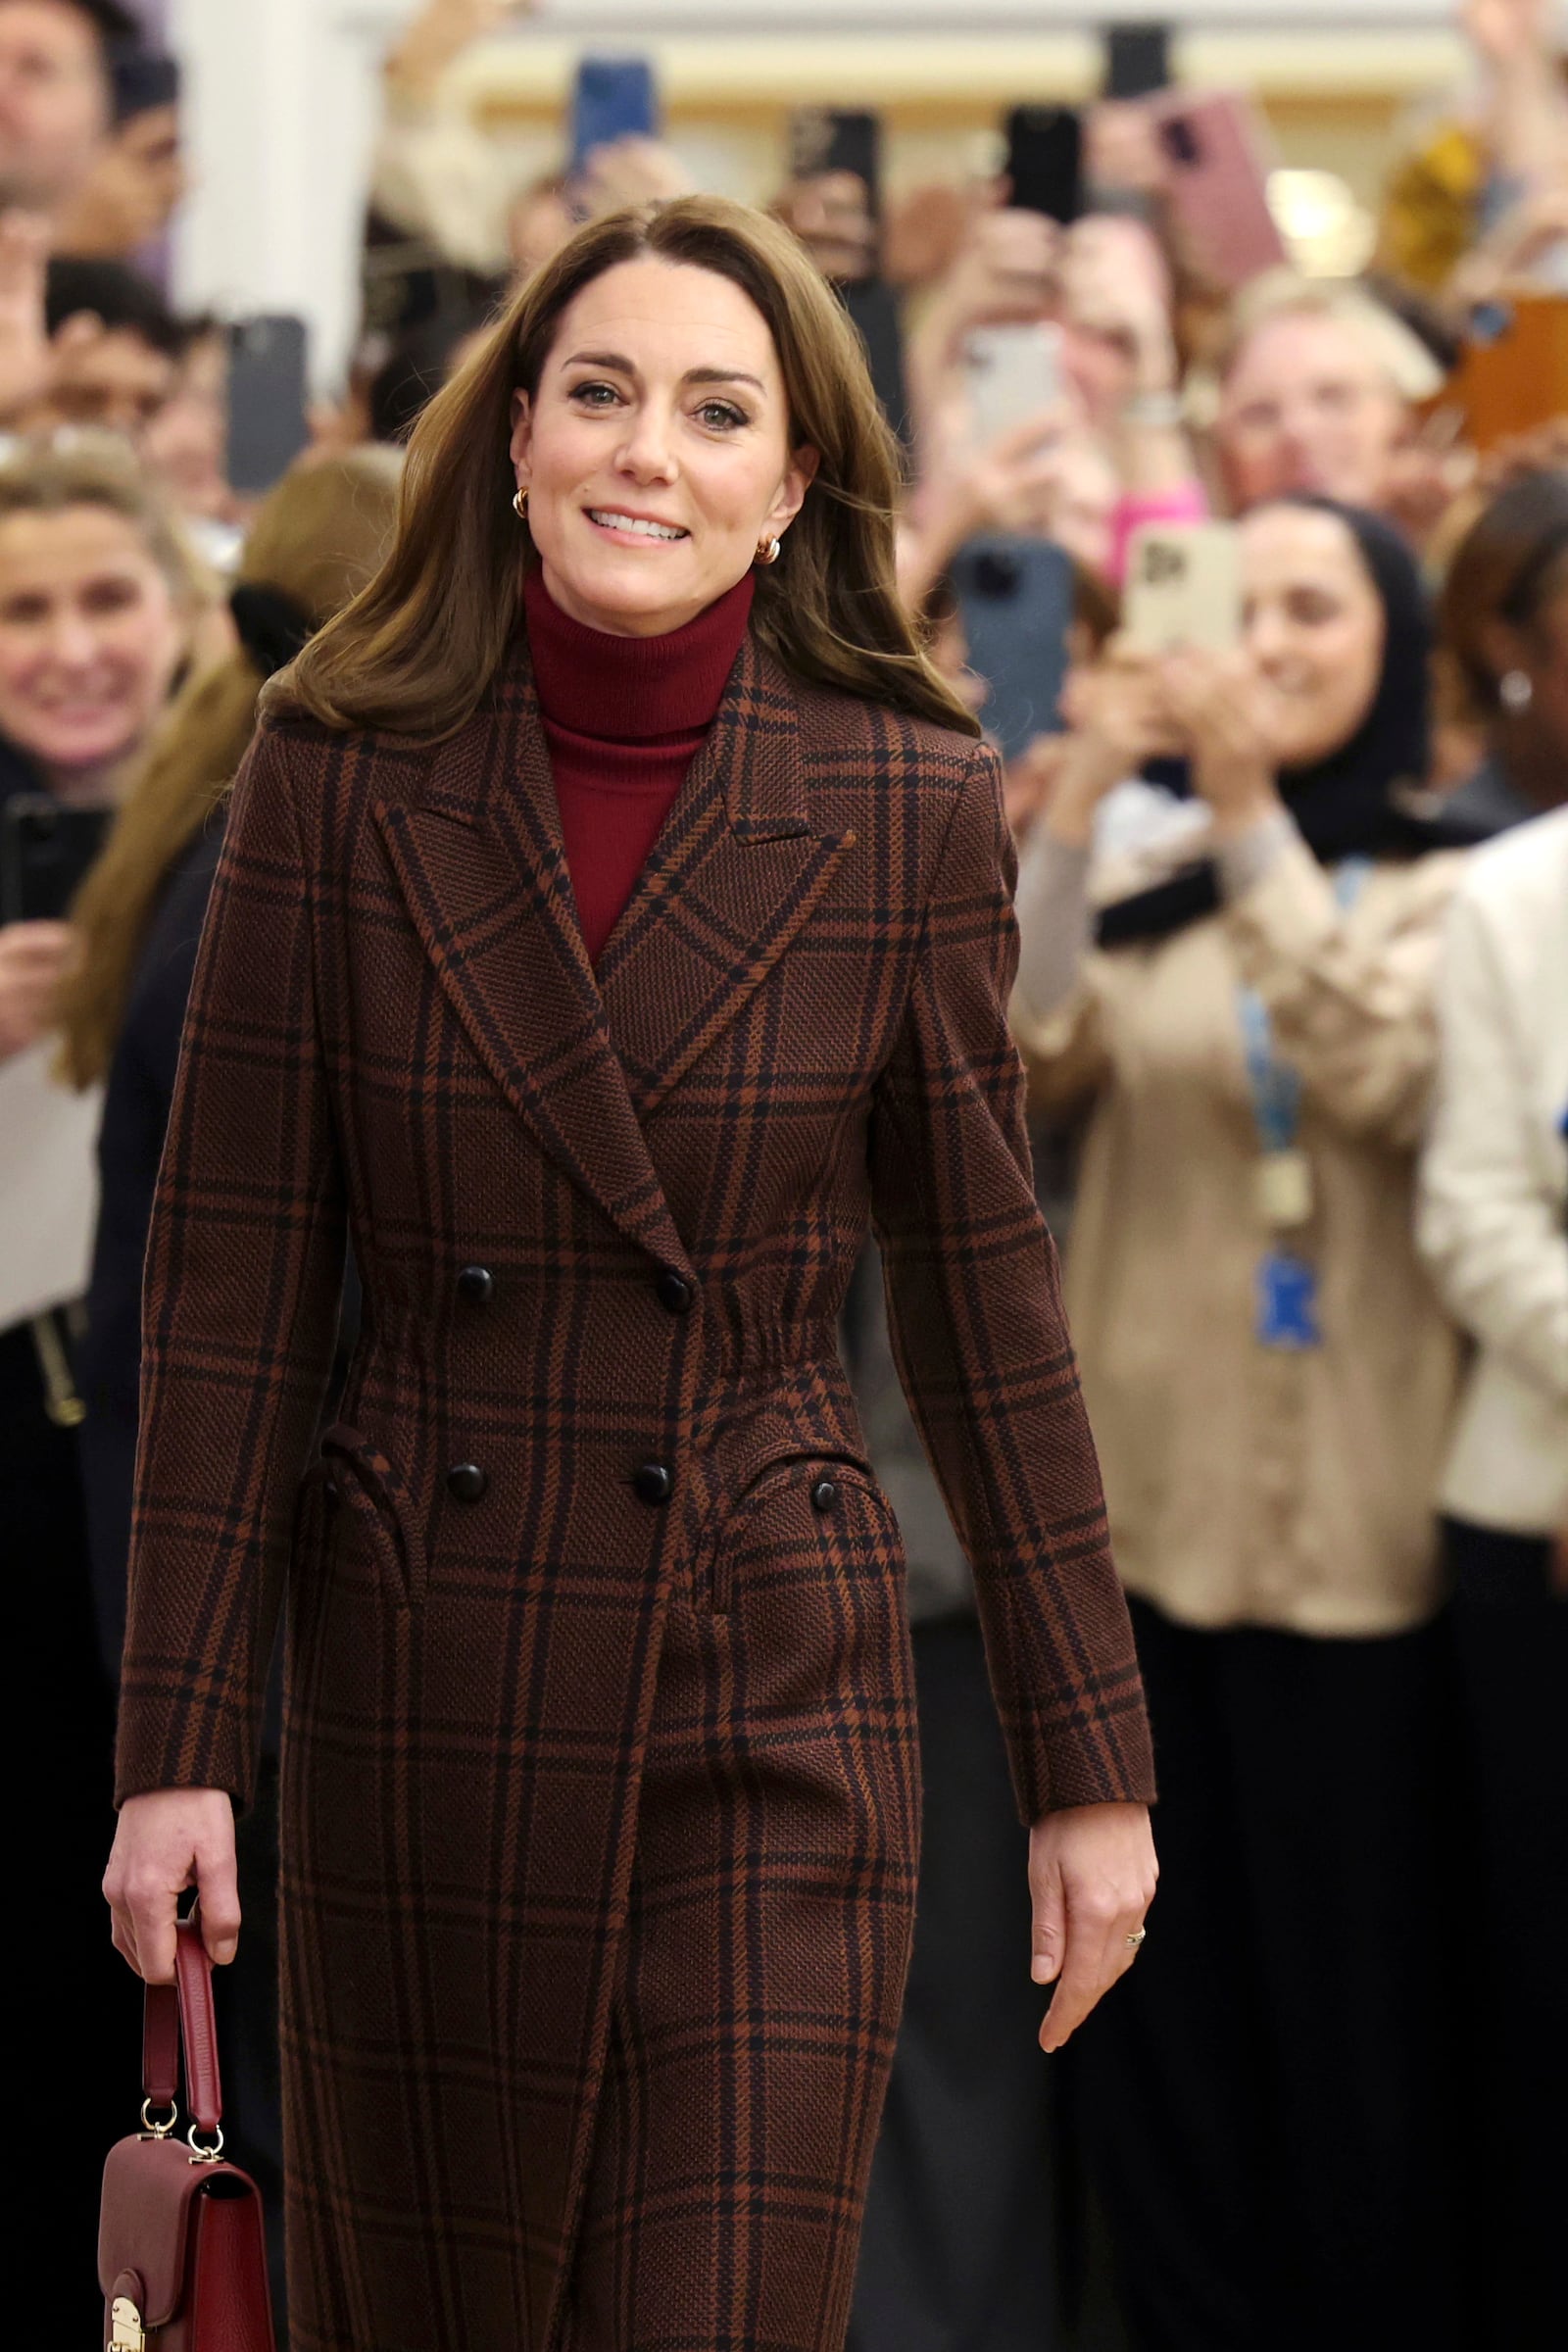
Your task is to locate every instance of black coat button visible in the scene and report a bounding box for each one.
[655,1269,693,1314]
[633,1460,674,1505]
[810,1475,840,1513]
[446,1461,488,1503]
[322,1477,341,1512]
[457,1264,495,1305]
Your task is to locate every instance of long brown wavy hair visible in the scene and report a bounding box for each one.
[56,449,403,1089]
[279,196,979,741]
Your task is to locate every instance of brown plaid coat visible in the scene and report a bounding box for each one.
[117,627,1153,2352]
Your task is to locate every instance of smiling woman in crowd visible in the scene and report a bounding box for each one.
[1010,496,1475,2352]
[103,194,1155,2352]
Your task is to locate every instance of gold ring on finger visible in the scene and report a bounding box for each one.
[1126,1926,1147,1951]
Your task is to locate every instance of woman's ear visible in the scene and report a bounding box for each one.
[1478,614,1529,702]
[509,389,534,483]
[766,443,821,540]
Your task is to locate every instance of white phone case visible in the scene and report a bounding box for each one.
[1124,521,1244,654]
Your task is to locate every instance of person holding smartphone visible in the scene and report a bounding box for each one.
[102,194,1155,2352]
[1010,499,1481,2351]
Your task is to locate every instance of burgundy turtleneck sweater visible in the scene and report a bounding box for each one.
[524,565,756,965]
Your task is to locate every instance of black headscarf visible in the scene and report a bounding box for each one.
[1097,498,1488,949]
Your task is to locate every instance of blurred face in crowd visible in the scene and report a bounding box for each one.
[1489,568,1568,766]
[1218,312,1408,515]
[511,256,818,638]
[0,502,185,784]
[1240,503,1385,771]
[141,328,229,516]
[0,0,108,210]
[42,321,176,442]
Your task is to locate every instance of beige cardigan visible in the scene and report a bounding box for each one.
[1012,813,1465,1637]
[1418,808,1568,1539]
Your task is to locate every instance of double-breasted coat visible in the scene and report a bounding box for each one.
[116,625,1154,2352]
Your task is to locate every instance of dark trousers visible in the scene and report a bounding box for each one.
[848,1615,1077,2352]
[1066,1595,1463,2352]
[1443,1517,1568,2350]
[1,1316,142,2335]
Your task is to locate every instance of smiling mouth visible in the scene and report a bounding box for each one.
[586,510,689,542]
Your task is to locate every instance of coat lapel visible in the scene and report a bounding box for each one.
[372,649,695,1278]
[596,634,854,1116]
[372,629,851,1260]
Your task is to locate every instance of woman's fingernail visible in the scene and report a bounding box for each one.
[1031,1955,1053,1984]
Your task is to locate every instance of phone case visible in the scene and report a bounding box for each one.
[964,323,1061,451]
[950,535,1075,762]
[1149,90,1286,290]
[1123,522,1244,655]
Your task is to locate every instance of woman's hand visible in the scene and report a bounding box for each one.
[0,919,74,1061]
[1045,638,1175,846]
[103,1788,241,1984]
[1029,1800,1157,2052]
[1158,649,1282,836]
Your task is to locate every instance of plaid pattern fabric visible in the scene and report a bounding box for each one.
[117,629,1152,2352]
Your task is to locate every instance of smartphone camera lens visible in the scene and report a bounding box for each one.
[974,550,1020,599]
[1160,119,1200,170]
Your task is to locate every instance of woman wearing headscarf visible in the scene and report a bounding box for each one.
[1010,498,1476,2352]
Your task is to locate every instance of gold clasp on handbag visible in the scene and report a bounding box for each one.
[109,2296,145,2352]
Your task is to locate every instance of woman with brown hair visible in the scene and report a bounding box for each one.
[103,196,1155,2352]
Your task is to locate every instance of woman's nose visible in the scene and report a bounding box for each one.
[43,611,104,670]
[615,408,679,482]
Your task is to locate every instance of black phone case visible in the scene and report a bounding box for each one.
[1,796,112,924]
[1004,107,1084,225]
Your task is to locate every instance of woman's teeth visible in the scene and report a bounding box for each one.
[587,511,687,541]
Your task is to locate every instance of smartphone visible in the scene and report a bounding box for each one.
[1452,294,1568,449]
[225,315,311,496]
[788,107,882,218]
[1004,106,1084,225]
[1123,521,1244,655]
[965,321,1061,451]
[0,796,111,924]
[570,56,659,175]
[839,278,910,448]
[1103,24,1173,102]
[1148,90,1287,291]
[950,535,1075,762]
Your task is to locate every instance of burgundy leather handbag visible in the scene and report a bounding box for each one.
[98,1910,276,2352]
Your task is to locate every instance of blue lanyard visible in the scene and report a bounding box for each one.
[1238,858,1372,1153]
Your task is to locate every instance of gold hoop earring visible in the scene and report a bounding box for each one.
[756,534,781,566]
[513,487,529,522]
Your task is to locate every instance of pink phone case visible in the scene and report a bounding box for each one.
[1150,89,1287,291]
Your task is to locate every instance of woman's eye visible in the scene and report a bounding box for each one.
[82,581,140,615]
[569,381,621,409]
[696,400,747,431]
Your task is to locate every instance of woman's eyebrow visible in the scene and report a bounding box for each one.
[560,349,765,395]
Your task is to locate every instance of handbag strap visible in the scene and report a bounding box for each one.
[141,1910,224,2135]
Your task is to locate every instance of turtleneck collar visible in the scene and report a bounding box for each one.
[523,564,756,743]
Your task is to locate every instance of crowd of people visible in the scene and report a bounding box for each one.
[2,0,1564,2346]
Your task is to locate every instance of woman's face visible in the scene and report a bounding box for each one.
[510,257,819,638]
[0,504,185,784]
[1240,504,1386,771]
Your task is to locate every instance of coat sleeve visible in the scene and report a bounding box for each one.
[868,748,1154,1823]
[116,723,347,1807]
[1417,885,1568,1404]
[1221,831,1458,1149]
